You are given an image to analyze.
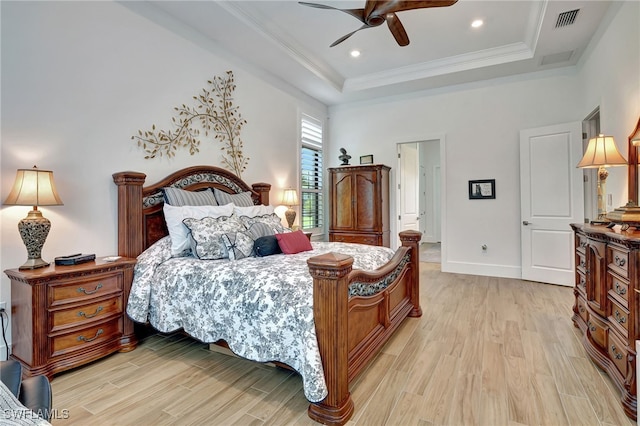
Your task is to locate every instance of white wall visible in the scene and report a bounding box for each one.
[329,72,582,277]
[577,1,640,207]
[0,1,326,358]
[328,1,639,279]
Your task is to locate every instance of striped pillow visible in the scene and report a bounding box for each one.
[163,187,217,206]
[213,188,254,207]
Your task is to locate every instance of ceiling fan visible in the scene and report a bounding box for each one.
[299,0,458,47]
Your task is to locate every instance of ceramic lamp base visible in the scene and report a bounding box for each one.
[17,209,51,270]
[285,208,296,229]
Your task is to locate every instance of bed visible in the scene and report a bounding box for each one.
[112,165,422,425]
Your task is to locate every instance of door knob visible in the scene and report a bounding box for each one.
[523,221,530,225]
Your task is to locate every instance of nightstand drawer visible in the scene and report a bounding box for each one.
[49,273,122,307]
[50,318,123,358]
[50,296,123,332]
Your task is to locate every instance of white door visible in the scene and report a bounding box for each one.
[520,122,584,286]
[399,143,420,232]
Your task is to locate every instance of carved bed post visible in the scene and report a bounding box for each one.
[400,230,423,317]
[251,182,271,206]
[307,252,355,426]
[112,171,146,258]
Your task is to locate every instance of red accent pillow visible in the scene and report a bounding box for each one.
[275,230,313,254]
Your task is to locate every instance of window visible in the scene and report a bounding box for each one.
[300,114,323,234]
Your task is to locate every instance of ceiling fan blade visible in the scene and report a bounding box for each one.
[386,12,409,46]
[329,25,369,47]
[376,0,458,14]
[299,2,366,23]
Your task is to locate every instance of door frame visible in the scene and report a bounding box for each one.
[395,135,446,260]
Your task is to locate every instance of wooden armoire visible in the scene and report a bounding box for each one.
[328,164,390,247]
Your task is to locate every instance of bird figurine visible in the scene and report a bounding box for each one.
[339,148,351,165]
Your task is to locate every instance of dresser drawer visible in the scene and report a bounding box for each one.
[576,271,586,294]
[609,298,630,337]
[608,331,629,378]
[587,314,607,349]
[49,273,122,307]
[608,246,629,279]
[576,252,587,272]
[576,234,588,254]
[608,273,629,305]
[330,233,380,246]
[50,318,123,358]
[576,297,589,323]
[49,296,123,332]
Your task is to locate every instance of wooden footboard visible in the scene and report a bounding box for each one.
[307,230,422,425]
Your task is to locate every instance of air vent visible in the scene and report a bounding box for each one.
[541,50,575,66]
[555,9,579,28]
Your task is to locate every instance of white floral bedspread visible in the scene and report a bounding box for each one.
[126,236,395,402]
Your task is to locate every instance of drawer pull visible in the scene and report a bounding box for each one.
[77,329,103,343]
[614,310,627,324]
[611,345,624,360]
[614,255,626,267]
[579,306,585,313]
[614,283,627,296]
[78,306,103,319]
[77,283,103,295]
[588,321,596,332]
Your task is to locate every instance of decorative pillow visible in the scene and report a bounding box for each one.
[239,213,287,234]
[276,230,313,254]
[163,203,234,255]
[254,235,282,257]
[163,187,217,206]
[182,215,244,260]
[244,222,276,240]
[233,204,274,217]
[213,188,254,207]
[221,231,255,260]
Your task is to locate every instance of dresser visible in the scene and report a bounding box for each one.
[571,223,640,419]
[328,164,390,247]
[4,257,138,378]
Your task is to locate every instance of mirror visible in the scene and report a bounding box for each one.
[627,117,640,205]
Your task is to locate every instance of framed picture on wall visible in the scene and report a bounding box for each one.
[360,155,373,164]
[469,179,495,199]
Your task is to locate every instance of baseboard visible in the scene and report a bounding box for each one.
[441,260,522,279]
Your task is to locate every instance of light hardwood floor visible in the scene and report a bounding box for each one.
[50,263,635,425]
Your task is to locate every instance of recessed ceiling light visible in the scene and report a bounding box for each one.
[471,19,484,28]
[350,50,361,58]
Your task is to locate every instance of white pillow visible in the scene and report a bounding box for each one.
[233,204,275,218]
[163,203,234,255]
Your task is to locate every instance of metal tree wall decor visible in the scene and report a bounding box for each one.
[132,71,249,178]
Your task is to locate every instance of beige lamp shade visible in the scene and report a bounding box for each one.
[282,188,299,207]
[4,166,63,270]
[4,167,63,207]
[576,134,627,168]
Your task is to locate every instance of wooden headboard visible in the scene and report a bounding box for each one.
[112,165,271,258]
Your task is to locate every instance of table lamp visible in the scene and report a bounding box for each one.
[4,166,64,269]
[576,134,627,220]
[282,188,299,229]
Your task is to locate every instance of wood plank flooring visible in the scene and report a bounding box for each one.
[50,263,635,425]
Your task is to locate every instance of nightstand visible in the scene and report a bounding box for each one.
[4,257,138,378]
